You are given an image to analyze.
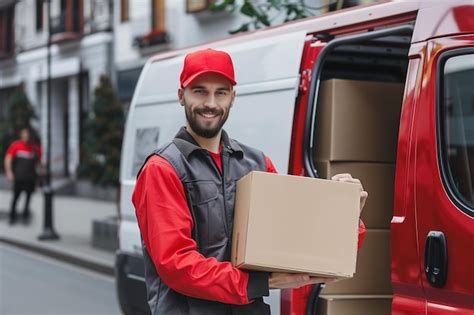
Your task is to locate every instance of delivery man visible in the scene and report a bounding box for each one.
[4,127,43,225]
[132,48,368,314]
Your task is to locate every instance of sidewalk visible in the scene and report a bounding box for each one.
[0,188,117,276]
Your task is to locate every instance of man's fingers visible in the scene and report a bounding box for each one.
[331,174,363,187]
[331,173,352,180]
[334,176,360,183]
[270,273,338,289]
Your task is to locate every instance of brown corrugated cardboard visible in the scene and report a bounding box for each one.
[314,79,403,162]
[315,161,395,229]
[232,171,361,278]
[317,295,392,315]
[321,229,392,294]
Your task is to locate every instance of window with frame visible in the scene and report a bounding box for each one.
[151,0,165,32]
[36,0,44,31]
[0,6,14,57]
[439,51,474,211]
[50,0,82,36]
[121,0,129,22]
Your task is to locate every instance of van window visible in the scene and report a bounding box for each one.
[132,127,160,177]
[440,52,474,210]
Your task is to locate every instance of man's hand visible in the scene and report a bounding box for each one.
[4,155,14,181]
[37,163,46,177]
[331,173,368,214]
[269,272,336,289]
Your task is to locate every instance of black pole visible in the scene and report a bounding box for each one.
[39,0,59,241]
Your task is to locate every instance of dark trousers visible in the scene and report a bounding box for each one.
[9,180,35,222]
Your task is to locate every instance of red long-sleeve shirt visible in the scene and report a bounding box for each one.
[132,151,366,305]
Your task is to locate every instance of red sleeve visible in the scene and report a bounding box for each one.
[132,155,253,305]
[263,155,366,249]
[357,219,366,250]
[6,141,19,157]
[264,155,277,173]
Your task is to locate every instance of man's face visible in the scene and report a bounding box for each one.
[20,129,31,142]
[179,72,235,139]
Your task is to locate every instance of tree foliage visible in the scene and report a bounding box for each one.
[0,84,38,172]
[209,0,342,34]
[78,75,124,187]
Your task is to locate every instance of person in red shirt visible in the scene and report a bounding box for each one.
[132,48,368,314]
[4,127,43,225]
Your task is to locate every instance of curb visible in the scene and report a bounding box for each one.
[0,237,115,276]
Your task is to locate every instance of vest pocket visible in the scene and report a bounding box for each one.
[186,181,219,205]
[185,181,226,253]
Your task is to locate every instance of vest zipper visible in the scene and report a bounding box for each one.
[207,151,229,237]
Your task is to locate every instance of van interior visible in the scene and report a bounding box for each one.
[311,23,414,309]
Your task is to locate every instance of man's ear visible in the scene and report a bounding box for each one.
[230,90,236,107]
[178,88,185,106]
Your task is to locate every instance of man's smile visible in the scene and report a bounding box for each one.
[196,110,221,121]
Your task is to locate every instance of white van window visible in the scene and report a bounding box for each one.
[132,127,160,177]
[441,53,474,209]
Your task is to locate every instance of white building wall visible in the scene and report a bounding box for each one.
[114,0,249,68]
[14,0,48,51]
[68,76,80,177]
[50,79,67,176]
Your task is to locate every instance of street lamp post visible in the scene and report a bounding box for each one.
[38,0,59,241]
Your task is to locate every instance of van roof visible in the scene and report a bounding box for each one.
[150,0,473,63]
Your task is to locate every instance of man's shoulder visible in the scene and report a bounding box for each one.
[7,140,23,152]
[10,140,23,147]
[141,155,177,177]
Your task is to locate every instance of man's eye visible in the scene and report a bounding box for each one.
[194,90,205,95]
[217,91,228,96]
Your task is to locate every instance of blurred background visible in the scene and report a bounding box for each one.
[0,1,381,314]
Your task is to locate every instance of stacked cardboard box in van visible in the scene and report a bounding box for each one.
[313,79,404,314]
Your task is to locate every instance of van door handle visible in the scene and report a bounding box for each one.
[424,231,448,288]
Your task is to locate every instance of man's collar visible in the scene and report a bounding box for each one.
[173,127,243,159]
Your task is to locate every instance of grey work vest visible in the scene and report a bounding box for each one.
[140,127,270,315]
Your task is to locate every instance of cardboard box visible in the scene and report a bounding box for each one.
[232,171,361,278]
[317,295,392,315]
[315,161,395,229]
[314,79,403,162]
[321,229,392,294]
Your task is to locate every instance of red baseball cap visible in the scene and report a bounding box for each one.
[180,48,237,88]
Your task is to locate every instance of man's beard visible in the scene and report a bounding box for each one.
[185,103,230,139]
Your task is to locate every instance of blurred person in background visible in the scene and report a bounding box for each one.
[4,127,43,225]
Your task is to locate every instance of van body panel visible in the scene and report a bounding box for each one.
[391,54,426,314]
[119,219,142,256]
[412,1,474,43]
[414,35,474,313]
[392,294,426,315]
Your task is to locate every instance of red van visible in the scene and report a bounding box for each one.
[117,1,474,314]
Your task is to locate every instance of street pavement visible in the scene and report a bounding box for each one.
[0,243,121,315]
[0,188,116,275]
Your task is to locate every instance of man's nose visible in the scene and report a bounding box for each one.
[204,94,218,108]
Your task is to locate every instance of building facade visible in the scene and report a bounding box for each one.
[0,0,113,177]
